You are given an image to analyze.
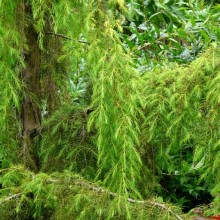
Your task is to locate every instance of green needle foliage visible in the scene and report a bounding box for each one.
[87,4,144,199]
[0,0,24,164]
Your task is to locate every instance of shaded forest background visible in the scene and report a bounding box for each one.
[0,0,220,219]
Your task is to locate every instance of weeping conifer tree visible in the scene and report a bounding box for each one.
[1,0,220,219]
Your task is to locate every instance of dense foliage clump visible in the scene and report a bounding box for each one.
[142,45,220,212]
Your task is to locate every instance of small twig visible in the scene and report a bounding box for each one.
[45,32,90,44]
[162,172,181,176]
[0,168,12,173]
[45,31,71,40]
[0,166,22,173]
[78,40,90,45]
[149,201,183,220]
[0,193,22,205]
[137,43,151,51]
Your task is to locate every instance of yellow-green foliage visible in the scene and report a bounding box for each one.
[86,2,144,200]
[0,0,24,163]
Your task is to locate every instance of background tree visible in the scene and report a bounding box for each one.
[121,0,220,70]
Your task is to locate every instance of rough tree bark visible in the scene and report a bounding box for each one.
[21,3,41,172]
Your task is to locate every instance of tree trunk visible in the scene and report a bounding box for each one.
[21,3,41,172]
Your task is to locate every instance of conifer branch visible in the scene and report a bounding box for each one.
[0,177,183,220]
